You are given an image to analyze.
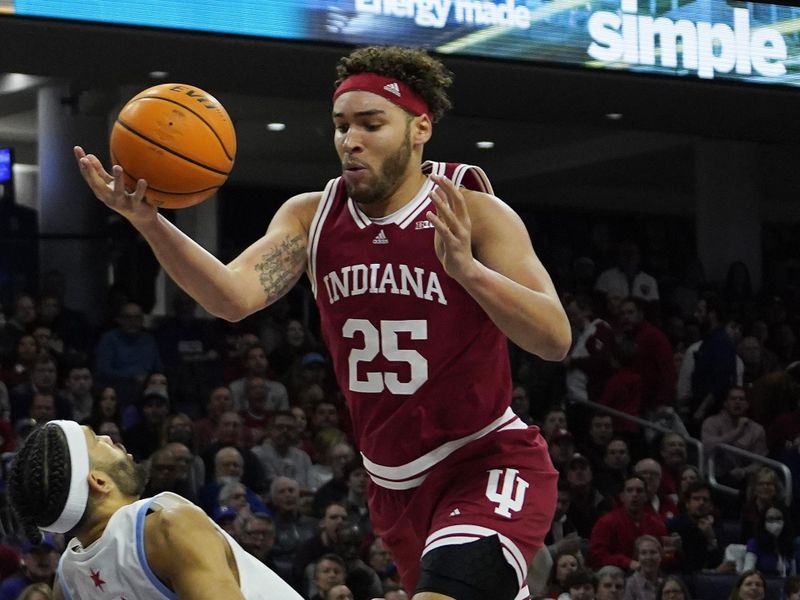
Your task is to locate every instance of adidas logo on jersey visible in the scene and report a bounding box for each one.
[372,229,389,244]
[383,82,401,97]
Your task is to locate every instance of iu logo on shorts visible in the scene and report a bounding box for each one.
[485,468,530,517]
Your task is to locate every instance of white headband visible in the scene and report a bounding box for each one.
[41,420,90,534]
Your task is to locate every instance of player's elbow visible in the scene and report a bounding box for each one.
[540,319,572,362]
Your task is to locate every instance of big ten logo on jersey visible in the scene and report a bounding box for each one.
[485,468,529,518]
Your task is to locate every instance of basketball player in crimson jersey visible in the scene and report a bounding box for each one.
[75,46,571,600]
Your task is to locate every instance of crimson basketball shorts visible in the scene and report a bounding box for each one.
[367,424,558,599]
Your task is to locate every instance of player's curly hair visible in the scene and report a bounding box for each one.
[335,46,453,122]
[7,425,75,541]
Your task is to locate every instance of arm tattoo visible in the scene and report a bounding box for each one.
[254,233,307,301]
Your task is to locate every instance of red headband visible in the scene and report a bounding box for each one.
[333,73,430,119]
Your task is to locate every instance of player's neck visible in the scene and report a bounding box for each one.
[356,168,428,219]
[74,496,136,547]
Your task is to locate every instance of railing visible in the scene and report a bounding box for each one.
[572,398,705,476]
[707,443,793,505]
[571,398,794,505]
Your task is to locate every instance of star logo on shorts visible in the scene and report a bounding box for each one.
[89,569,106,590]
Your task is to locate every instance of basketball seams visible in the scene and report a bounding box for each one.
[114,119,229,177]
[129,95,235,162]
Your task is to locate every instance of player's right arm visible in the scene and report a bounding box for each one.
[74,146,319,321]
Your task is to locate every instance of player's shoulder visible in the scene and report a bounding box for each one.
[145,501,211,546]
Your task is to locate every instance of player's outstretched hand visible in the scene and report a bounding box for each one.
[74,146,156,226]
[426,173,478,282]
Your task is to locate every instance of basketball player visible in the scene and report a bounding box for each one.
[74,46,571,600]
[6,420,303,599]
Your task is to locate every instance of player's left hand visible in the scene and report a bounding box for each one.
[426,174,478,282]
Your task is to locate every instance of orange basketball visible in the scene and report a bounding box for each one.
[109,83,236,209]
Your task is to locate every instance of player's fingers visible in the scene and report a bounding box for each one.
[426,210,458,244]
[430,187,461,233]
[430,174,469,225]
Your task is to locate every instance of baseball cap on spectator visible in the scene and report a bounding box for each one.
[21,533,57,554]
[550,429,574,445]
[301,352,326,367]
[214,506,237,524]
[0,546,20,579]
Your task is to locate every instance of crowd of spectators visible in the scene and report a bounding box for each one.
[1,233,800,600]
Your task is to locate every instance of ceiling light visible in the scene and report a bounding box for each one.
[476,141,494,149]
[266,122,286,131]
[148,70,169,79]
[605,112,623,120]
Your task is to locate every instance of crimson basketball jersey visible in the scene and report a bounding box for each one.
[309,161,515,490]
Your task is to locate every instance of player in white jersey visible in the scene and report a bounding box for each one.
[6,420,302,600]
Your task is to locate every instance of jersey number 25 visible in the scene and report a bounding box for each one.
[343,318,428,394]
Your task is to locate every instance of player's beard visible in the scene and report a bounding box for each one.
[346,121,412,205]
[110,453,148,498]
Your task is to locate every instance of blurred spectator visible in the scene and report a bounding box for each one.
[550,429,578,473]
[511,383,535,425]
[542,407,569,442]
[201,410,264,492]
[766,385,800,457]
[312,441,355,513]
[0,536,58,600]
[623,535,662,600]
[252,409,312,490]
[594,438,631,501]
[546,550,580,599]
[785,576,800,600]
[675,466,700,510]
[701,385,767,487]
[194,385,234,454]
[653,575,689,600]
[164,440,203,499]
[153,291,222,413]
[739,467,788,540]
[667,481,722,573]
[10,355,72,424]
[94,302,162,402]
[382,584,408,600]
[0,333,38,389]
[270,476,318,583]
[742,505,797,576]
[588,476,667,571]
[566,453,612,539]
[161,412,197,451]
[617,298,676,415]
[737,336,778,386]
[239,375,284,445]
[341,458,371,536]
[0,294,36,358]
[239,512,278,570]
[62,364,94,423]
[310,554,347,600]
[545,481,581,559]
[598,338,641,439]
[686,295,740,432]
[307,427,347,492]
[85,385,122,430]
[595,241,659,302]
[16,583,52,600]
[727,569,766,600]
[327,584,354,600]
[366,538,400,590]
[228,344,288,412]
[198,446,267,516]
[578,413,614,473]
[564,293,614,404]
[657,433,689,502]
[270,319,322,385]
[141,446,182,497]
[563,567,596,600]
[330,520,382,600]
[122,385,171,461]
[293,501,349,593]
[96,420,123,446]
[634,459,677,523]
[595,565,625,600]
